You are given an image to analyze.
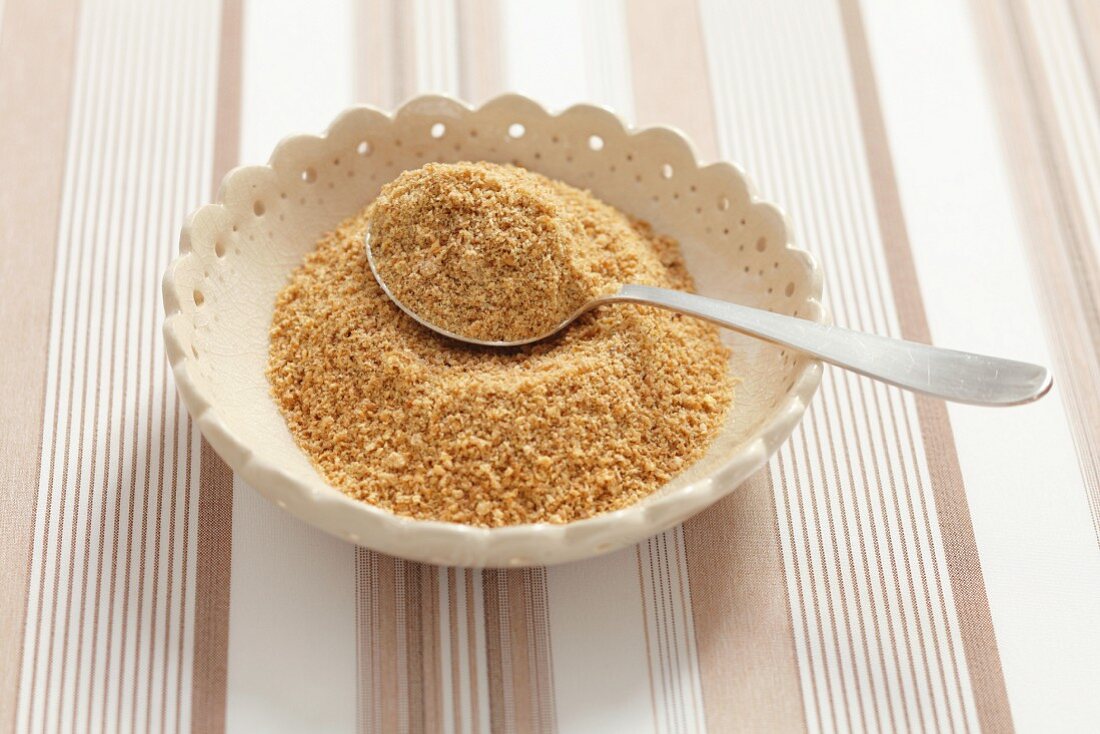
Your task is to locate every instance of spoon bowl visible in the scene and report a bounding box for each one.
[364,228,608,347]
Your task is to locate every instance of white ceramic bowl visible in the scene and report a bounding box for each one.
[162,94,824,567]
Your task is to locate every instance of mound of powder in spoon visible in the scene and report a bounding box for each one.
[368,161,619,342]
[267,161,734,527]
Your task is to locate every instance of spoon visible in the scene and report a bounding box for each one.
[365,231,1052,407]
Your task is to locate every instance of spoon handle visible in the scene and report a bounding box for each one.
[611,284,1051,406]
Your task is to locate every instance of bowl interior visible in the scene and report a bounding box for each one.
[165,96,822,563]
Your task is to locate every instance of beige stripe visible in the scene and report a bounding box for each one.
[210,0,243,189]
[813,5,944,726]
[505,572,533,731]
[837,0,1015,730]
[15,3,223,730]
[746,22,969,700]
[690,471,811,731]
[122,12,166,716]
[353,552,396,734]
[848,390,904,731]
[190,2,241,732]
[173,419,194,734]
[479,569,555,733]
[887,396,959,731]
[0,0,80,727]
[407,561,427,733]
[624,0,720,161]
[622,1,808,730]
[659,537,682,731]
[978,0,1100,543]
[405,562,425,732]
[529,569,555,732]
[780,5,962,723]
[379,555,401,734]
[455,0,503,104]
[190,441,233,734]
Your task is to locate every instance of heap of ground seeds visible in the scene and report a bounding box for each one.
[267,162,734,527]
[369,162,619,342]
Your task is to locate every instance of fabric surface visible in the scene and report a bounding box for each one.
[2,0,1099,732]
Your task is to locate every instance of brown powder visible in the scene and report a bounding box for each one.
[370,162,637,342]
[267,162,734,527]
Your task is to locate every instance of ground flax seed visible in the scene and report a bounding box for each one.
[267,162,734,527]
[370,162,604,342]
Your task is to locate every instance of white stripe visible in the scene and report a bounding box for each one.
[454,573,474,734]
[238,0,355,166]
[439,570,455,734]
[225,476,358,734]
[499,0,592,113]
[547,552,655,733]
[224,1,360,732]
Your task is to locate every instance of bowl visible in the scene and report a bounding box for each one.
[162,94,824,567]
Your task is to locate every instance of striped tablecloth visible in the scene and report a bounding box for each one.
[2,0,1099,732]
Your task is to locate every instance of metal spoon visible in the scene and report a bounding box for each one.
[365,231,1051,406]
